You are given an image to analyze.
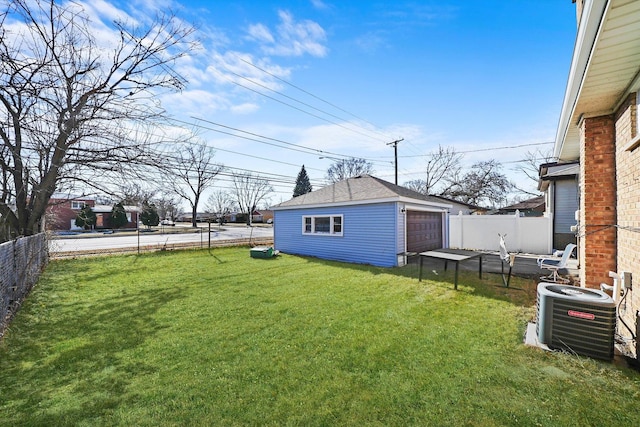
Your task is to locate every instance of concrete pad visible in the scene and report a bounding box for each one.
[456,251,579,283]
[524,322,551,352]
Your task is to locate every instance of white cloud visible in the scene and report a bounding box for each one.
[161,89,230,117]
[310,0,330,11]
[247,10,328,58]
[74,0,135,24]
[205,51,292,93]
[247,23,275,44]
[230,103,260,115]
[353,31,389,54]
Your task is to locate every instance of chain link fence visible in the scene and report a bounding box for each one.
[49,236,273,259]
[0,234,49,339]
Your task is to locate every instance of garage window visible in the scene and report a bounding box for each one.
[302,215,343,236]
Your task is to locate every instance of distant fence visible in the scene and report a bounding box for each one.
[49,236,273,259]
[0,234,49,338]
[450,212,553,254]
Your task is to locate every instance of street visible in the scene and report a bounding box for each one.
[49,224,274,253]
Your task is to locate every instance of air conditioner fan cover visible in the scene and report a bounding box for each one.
[536,283,616,360]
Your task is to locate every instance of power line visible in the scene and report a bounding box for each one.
[212,69,392,144]
[216,65,390,144]
[173,117,392,167]
[401,141,554,158]
[188,117,344,160]
[231,53,396,142]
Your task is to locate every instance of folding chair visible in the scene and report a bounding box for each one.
[537,243,576,284]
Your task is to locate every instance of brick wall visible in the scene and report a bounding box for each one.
[615,92,640,355]
[579,115,617,288]
[45,198,95,231]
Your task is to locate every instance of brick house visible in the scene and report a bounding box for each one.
[92,205,140,230]
[45,195,96,231]
[553,0,640,356]
[45,195,139,231]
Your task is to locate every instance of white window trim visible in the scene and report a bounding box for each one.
[302,214,343,236]
[71,201,85,210]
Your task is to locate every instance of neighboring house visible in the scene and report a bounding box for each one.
[221,211,246,223]
[45,195,140,231]
[45,194,96,231]
[538,161,579,250]
[176,212,215,223]
[251,210,273,223]
[271,175,451,267]
[553,1,640,354]
[92,205,140,230]
[219,210,273,224]
[498,196,545,217]
[423,195,486,215]
[254,209,274,223]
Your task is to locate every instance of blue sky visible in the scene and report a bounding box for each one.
[99,1,577,205]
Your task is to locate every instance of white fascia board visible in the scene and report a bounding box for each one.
[271,197,399,211]
[402,204,449,213]
[271,196,449,211]
[554,0,609,159]
[398,196,452,210]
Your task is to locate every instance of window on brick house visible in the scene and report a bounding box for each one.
[71,201,86,210]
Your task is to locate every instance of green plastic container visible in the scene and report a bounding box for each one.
[250,246,274,259]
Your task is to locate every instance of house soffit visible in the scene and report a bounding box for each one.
[558,0,640,161]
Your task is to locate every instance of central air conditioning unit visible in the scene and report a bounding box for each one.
[536,283,616,360]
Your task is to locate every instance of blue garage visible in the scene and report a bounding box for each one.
[271,175,451,267]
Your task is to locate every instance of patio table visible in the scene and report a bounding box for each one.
[418,249,483,290]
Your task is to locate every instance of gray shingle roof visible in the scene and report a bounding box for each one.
[272,175,448,209]
[501,195,545,211]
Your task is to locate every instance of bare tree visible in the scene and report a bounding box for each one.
[513,148,554,196]
[118,183,156,207]
[0,0,196,240]
[231,174,274,225]
[403,179,428,195]
[167,143,223,228]
[402,146,462,196]
[153,195,182,221]
[421,145,463,195]
[206,189,235,225]
[325,157,374,183]
[444,160,513,208]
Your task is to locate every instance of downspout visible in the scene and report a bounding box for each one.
[443,210,450,249]
[402,203,407,264]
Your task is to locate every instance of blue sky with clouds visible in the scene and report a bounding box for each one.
[97,0,577,203]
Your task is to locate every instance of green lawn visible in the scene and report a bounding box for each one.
[1,248,639,426]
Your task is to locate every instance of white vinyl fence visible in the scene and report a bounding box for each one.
[449,211,552,254]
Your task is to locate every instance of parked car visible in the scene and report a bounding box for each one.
[160,219,175,226]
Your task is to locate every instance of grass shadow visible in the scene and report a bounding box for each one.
[1,284,186,425]
[283,252,539,308]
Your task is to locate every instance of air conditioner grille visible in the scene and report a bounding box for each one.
[536,283,616,360]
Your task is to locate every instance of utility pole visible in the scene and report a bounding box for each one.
[387,138,403,185]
